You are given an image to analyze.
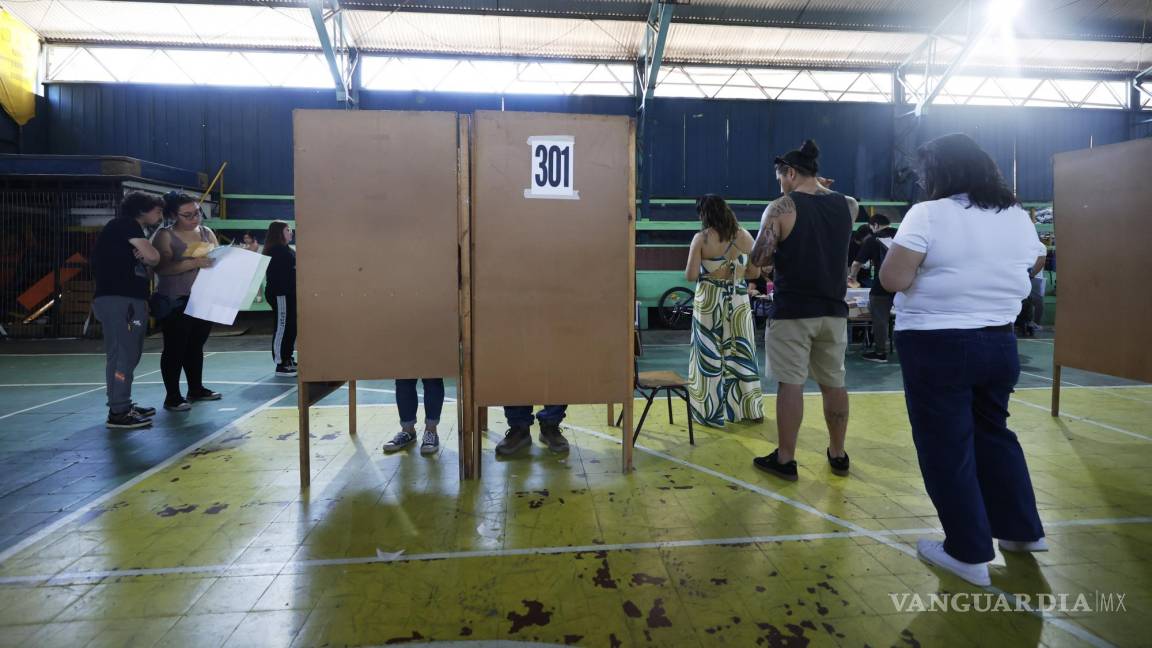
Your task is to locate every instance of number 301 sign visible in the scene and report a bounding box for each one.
[524,136,579,200]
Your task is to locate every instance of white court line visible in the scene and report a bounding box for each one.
[5,517,1150,586]
[1018,338,1055,346]
[567,423,1116,648]
[1019,370,1152,404]
[0,369,161,421]
[0,530,872,585]
[0,380,298,388]
[1010,397,1152,442]
[0,350,272,357]
[0,385,298,566]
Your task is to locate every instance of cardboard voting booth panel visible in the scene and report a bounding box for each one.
[1052,139,1152,414]
[293,110,462,487]
[468,111,637,468]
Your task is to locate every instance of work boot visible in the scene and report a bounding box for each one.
[538,421,570,454]
[496,425,532,456]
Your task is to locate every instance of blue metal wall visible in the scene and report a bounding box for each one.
[646,99,895,200]
[44,84,340,196]
[919,105,1130,201]
[37,83,1146,204]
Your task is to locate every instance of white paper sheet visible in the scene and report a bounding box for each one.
[185,246,270,325]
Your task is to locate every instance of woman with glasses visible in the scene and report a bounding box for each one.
[153,192,223,411]
[880,133,1049,586]
[685,194,764,427]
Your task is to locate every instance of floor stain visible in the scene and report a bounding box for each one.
[507,599,552,633]
[156,504,197,517]
[631,573,667,586]
[755,622,810,648]
[383,631,425,644]
[646,598,672,628]
[593,559,618,588]
[899,629,922,647]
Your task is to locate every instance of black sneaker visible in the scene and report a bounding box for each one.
[275,364,298,376]
[827,449,850,476]
[164,397,191,412]
[131,403,156,418]
[189,388,222,402]
[538,421,570,454]
[862,352,888,363]
[753,450,798,481]
[107,411,152,430]
[496,426,532,456]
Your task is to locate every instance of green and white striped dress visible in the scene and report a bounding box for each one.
[688,246,765,427]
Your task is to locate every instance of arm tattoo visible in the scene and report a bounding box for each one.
[751,195,793,267]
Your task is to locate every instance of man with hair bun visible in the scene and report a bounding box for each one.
[750,140,857,481]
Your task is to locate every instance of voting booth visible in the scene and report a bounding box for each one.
[293,109,636,487]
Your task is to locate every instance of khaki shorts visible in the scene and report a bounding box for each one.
[765,317,848,388]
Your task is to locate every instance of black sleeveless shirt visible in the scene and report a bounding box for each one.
[772,191,852,320]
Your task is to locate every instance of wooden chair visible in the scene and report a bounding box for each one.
[617,329,695,445]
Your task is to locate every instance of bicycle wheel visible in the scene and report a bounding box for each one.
[658,286,695,329]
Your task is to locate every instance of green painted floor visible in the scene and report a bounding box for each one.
[0,329,1139,556]
[0,327,1149,647]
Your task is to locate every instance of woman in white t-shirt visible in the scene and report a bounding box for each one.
[880,133,1049,587]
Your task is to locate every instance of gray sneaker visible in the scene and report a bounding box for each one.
[420,429,440,456]
[538,421,570,454]
[383,430,417,453]
[495,426,532,456]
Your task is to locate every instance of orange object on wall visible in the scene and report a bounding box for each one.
[17,253,87,310]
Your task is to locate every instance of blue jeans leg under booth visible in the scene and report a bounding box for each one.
[503,405,568,428]
[395,378,446,425]
[895,327,1045,564]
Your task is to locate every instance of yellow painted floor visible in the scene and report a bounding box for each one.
[1,386,1150,647]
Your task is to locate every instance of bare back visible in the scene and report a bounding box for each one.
[699,228,754,259]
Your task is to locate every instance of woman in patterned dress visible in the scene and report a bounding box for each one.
[685,194,765,427]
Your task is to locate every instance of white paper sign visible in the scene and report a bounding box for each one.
[524,135,579,200]
[185,246,270,326]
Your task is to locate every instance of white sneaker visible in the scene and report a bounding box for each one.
[998,538,1049,553]
[917,539,991,587]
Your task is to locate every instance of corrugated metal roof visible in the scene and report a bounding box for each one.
[662,23,926,67]
[9,1,317,48]
[7,0,1151,74]
[346,11,643,59]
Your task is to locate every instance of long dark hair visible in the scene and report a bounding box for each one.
[263,221,290,255]
[696,194,738,242]
[917,133,1018,211]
